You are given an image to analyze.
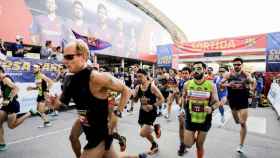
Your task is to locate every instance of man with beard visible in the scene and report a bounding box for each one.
[182,62,219,158]
[177,66,192,156]
[133,69,164,154]
[221,58,253,153]
[30,0,64,46]
[27,64,53,127]
[66,0,91,41]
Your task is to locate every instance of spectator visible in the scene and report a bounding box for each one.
[55,46,63,61]
[11,35,25,57]
[0,38,7,55]
[40,40,53,59]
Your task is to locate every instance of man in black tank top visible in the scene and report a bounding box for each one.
[132,69,164,155]
[0,66,32,151]
[221,58,254,154]
[49,40,148,158]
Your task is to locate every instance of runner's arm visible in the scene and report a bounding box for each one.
[181,81,190,109]
[210,83,219,111]
[94,72,131,112]
[151,82,164,107]
[41,73,54,90]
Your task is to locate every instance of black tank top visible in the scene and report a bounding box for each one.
[227,72,250,98]
[0,75,17,100]
[62,67,109,131]
[168,76,177,87]
[228,72,250,90]
[137,83,156,106]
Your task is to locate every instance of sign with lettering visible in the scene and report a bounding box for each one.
[266,32,280,72]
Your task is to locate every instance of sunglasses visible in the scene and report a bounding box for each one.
[219,71,225,73]
[192,67,202,71]
[233,64,242,66]
[63,54,81,60]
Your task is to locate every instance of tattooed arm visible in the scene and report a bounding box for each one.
[91,71,131,112]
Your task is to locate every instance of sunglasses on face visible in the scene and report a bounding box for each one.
[219,71,225,73]
[233,63,242,66]
[192,67,202,71]
[63,54,81,60]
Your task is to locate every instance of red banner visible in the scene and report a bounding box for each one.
[173,34,266,54]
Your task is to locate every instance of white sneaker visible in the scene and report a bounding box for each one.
[236,145,244,153]
[221,116,225,123]
[38,122,52,128]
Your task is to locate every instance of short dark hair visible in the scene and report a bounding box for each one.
[56,46,61,51]
[233,57,243,64]
[193,61,207,69]
[219,66,229,72]
[0,66,5,73]
[137,69,147,76]
[181,66,191,73]
[169,68,177,74]
[45,40,52,47]
[73,0,83,8]
[207,67,213,71]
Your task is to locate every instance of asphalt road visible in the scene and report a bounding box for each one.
[0,103,280,158]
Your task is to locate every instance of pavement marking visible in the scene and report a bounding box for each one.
[7,128,71,145]
[247,116,266,134]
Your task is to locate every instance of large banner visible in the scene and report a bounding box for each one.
[0,0,171,61]
[156,44,172,68]
[174,34,266,54]
[266,32,280,72]
[0,57,60,82]
[0,57,62,113]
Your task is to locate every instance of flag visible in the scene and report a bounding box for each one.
[72,30,111,50]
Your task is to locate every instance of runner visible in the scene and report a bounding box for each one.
[165,68,180,120]
[127,64,140,113]
[132,69,164,154]
[155,68,168,116]
[220,58,254,153]
[68,83,127,158]
[213,66,229,124]
[177,66,192,156]
[49,39,148,158]
[182,61,219,158]
[0,66,32,151]
[27,64,53,127]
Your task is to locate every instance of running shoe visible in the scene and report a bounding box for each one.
[150,142,159,153]
[236,144,244,153]
[0,144,7,151]
[154,124,161,139]
[177,143,187,156]
[119,136,127,152]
